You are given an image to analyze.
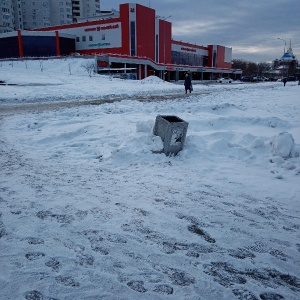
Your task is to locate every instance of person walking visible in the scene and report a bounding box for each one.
[283,77,287,87]
[184,73,192,94]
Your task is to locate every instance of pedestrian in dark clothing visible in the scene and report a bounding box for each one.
[184,74,192,94]
[283,77,287,87]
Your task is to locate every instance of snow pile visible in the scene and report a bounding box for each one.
[141,75,169,84]
[270,131,295,158]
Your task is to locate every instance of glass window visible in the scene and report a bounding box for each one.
[130,21,136,56]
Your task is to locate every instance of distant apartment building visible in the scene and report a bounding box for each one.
[0,0,101,33]
[0,0,14,33]
[72,0,100,23]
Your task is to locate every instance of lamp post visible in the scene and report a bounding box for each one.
[277,37,286,78]
[277,37,286,54]
[162,15,171,81]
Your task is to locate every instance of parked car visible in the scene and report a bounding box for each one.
[241,76,254,82]
[118,73,137,80]
[287,76,297,81]
[216,77,232,83]
[279,76,297,82]
[70,52,81,56]
[257,76,269,81]
[268,77,277,81]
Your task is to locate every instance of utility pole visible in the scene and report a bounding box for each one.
[162,15,171,81]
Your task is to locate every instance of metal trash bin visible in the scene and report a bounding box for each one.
[153,115,188,155]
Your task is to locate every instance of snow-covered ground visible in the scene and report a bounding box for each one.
[0,58,300,300]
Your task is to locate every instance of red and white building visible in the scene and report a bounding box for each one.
[0,3,241,80]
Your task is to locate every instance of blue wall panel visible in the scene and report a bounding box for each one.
[0,37,19,58]
[23,36,56,57]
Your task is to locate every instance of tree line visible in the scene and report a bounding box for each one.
[232,60,271,76]
[232,59,298,77]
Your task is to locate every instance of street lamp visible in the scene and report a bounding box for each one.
[162,15,171,81]
[277,37,287,78]
[277,37,286,54]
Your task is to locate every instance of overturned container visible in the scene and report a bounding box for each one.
[153,115,188,156]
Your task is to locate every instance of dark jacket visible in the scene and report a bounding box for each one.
[184,76,192,88]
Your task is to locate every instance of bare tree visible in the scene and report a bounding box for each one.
[83,62,95,78]
[39,60,44,72]
[288,60,297,76]
[232,59,271,76]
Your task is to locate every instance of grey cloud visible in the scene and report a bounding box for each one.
[101,0,300,62]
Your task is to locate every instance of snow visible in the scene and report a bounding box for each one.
[0,57,300,300]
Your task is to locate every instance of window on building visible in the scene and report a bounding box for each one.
[155,34,159,62]
[171,51,205,67]
[82,36,86,42]
[76,37,80,42]
[102,34,105,40]
[89,36,93,41]
[213,50,216,68]
[130,21,136,56]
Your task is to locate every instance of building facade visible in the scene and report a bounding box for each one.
[33,3,236,80]
[0,3,241,80]
[0,0,100,33]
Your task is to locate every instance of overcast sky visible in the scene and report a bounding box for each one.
[100,0,300,63]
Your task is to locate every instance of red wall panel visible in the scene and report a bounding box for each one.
[207,45,213,67]
[159,20,172,64]
[119,4,130,56]
[136,4,155,60]
[217,46,231,69]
